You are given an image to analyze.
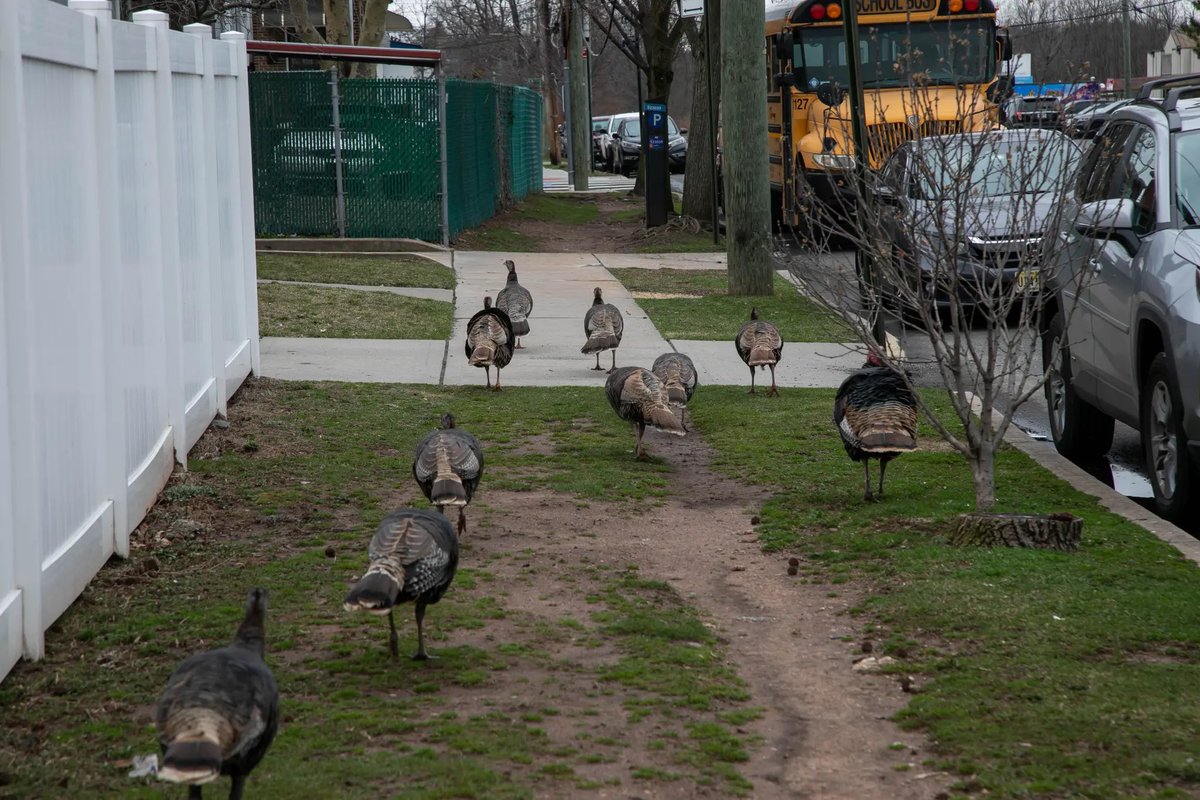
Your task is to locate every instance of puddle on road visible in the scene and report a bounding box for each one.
[1015,421,1154,501]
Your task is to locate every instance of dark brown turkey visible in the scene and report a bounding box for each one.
[833,352,919,501]
[154,588,279,800]
[651,352,697,430]
[736,307,783,396]
[495,259,533,349]
[343,509,459,660]
[605,366,686,459]
[412,412,483,536]
[465,296,514,390]
[582,287,624,372]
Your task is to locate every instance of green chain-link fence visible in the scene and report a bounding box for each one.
[249,72,542,243]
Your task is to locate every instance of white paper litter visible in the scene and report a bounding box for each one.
[127,753,158,778]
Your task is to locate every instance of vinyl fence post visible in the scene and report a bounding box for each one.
[330,67,347,238]
[0,0,45,661]
[220,31,260,375]
[72,0,129,557]
[186,22,229,418]
[438,65,450,247]
[134,9,189,469]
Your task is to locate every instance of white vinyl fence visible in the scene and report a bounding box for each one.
[0,0,259,681]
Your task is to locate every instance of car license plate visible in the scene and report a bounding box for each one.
[1016,269,1040,291]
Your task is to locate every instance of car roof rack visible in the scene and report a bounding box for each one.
[1136,73,1200,103]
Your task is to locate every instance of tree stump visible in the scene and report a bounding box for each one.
[949,512,1082,551]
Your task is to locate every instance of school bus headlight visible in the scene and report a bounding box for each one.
[812,153,855,169]
[826,3,842,19]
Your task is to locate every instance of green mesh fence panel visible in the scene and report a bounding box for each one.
[339,77,441,240]
[445,80,499,237]
[250,72,542,242]
[250,71,337,236]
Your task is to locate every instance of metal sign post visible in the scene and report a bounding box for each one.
[643,101,669,227]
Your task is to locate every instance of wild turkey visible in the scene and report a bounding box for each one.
[605,366,686,459]
[343,509,459,660]
[412,412,483,536]
[736,307,784,396]
[582,287,624,373]
[154,588,279,800]
[495,259,533,349]
[651,352,697,431]
[465,296,514,390]
[833,351,919,501]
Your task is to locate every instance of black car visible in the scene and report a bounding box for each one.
[607,112,688,175]
[1063,99,1131,139]
[1005,96,1063,129]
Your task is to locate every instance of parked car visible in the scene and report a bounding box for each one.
[272,128,401,194]
[1005,95,1064,129]
[1063,98,1131,139]
[591,116,610,169]
[604,111,688,175]
[873,128,1081,315]
[1041,79,1200,523]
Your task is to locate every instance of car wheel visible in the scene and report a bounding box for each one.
[1141,353,1199,523]
[1042,311,1114,458]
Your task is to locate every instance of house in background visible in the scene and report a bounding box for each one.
[1147,30,1199,77]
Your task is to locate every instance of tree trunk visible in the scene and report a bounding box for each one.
[681,2,720,224]
[950,513,1083,551]
[721,0,772,295]
[324,0,349,45]
[539,0,562,165]
[567,0,590,190]
[970,437,997,511]
[349,0,389,77]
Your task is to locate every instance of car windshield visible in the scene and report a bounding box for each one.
[911,135,1079,198]
[593,118,609,131]
[794,19,995,90]
[1176,131,1200,226]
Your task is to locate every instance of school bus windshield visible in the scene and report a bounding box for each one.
[793,19,995,90]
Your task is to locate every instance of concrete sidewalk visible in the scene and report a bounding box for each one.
[260,250,868,389]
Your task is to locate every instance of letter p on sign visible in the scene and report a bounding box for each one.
[677,0,704,18]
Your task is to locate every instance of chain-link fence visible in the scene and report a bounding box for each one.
[249,71,542,243]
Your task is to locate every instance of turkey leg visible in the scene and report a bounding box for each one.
[606,350,617,374]
[768,364,779,397]
[457,508,467,537]
[878,458,888,497]
[862,460,875,502]
[492,368,503,392]
[484,365,492,389]
[229,775,247,800]
[413,601,432,660]
[388,608,399,658]
[635,422,646,459]
[748,366,756,394]
[515,337,524,349]
[591,353,603,371]
[188,786,202,800]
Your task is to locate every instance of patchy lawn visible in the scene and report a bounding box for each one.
[257,284,452,340]
[256,253,455,290]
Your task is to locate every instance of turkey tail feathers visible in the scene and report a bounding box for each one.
[665,385,688,406]
[857,431,918,453]
[646,405,686,436]
[344,568,401,613]
[430,477,467,507]
[159,740,222,785]
[469,343,496,366]
[510,319,530,336]
[582,333,619,354]
[748,345,776,366]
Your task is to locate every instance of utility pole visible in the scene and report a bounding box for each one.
[567,0,590,191]
[1121,0,1133,98]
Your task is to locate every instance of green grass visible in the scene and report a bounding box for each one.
[257,283,452,339]
[451,226,543,252]
[512,193,600,224]
[610,270,851,341]
[256,253,454,290]
[692,386,1200,799]
[0,381,758,798]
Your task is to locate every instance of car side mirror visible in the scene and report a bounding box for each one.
[1076,197,1139,253]
[679,128,688,135]
[873,183,900,205]
[816,81,846,107]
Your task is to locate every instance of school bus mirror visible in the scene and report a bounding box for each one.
[775,32,794,61]
[775,73,796,88]
[1000,36,1013,62]
[815,82,846,107]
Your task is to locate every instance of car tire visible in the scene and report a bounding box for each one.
[1042,311,1114,459]
[1140,353,1199,524]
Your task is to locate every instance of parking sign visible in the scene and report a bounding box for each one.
[677,0,704,18]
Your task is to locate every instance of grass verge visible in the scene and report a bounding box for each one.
[256,253,454,290]
[693,386,1200,798]
[611,270,851,342]
[257,284,452,339]
[0,381,757,798]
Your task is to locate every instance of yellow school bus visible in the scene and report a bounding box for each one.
[765,0,1008,225]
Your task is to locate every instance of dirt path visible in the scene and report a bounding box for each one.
[465,428,951,799]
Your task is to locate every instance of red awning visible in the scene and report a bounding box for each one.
[245,40,441,66]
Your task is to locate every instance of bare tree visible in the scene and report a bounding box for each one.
[680,0,719,225]
[125,0,281,28]
[721,0,771,294]
[785,78,1100,512]
[286,0,401,76]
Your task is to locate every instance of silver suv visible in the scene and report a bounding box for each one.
[1042,74,1200,524]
